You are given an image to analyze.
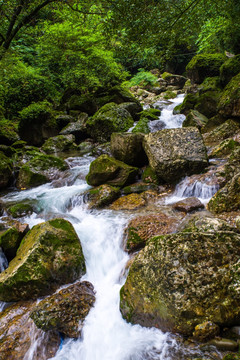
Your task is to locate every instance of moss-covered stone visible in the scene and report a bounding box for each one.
[209,138,240,158]
[194,91,221,118]
[201,114,225,134]
[18,101,58,146]
[183,110,208,131]
[0,151,13,189]
[67,94,97,115]
[7,202,36,218]
[117,102,143,121]
[182,215,238,234]
[30,281,95,338]
[142,166,159,184]
[85,102,134,143]
[218,72,240,118]
[203,119,240,145]
[124,212,178,252]
[139,108,161,120]
[42,134,77,154]
[0,119,19,146]
[110,132,147,167]
[143,128,208,183]
[86,154,138,188]
[59,113,88,143]
[85,184,120,208]
[120,230,240,335]
[17,153,68,189]
[11,140,27,149]
[207,173,240,213]
[132,117,150,134]
[222,147,240,183]
[161,73,187,88]
[220,55,240,86]
[176,93,199,115]
[110,193,146,211]
[186,53,227,84]
[96,85,141,108]
[199,76,221,93]
[122,182,158,195]
[0,218,86,301]
[163,90,177,100]
[0,223,29,261]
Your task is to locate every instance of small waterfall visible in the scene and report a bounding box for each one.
[165,176,220,205]
[149,94,185,131]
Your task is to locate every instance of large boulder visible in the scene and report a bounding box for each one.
[203,119,240,145]
[16,153,68,189]
[86,155,138,188]
[117,102,143,121]
[42,134,77,154]
[186,54,227,84]
[85,102,134,143]
[31,281,95,338]
[0,151,13,189]
[218,72,240,119]
[120,229,240,336]
[143,128,208,183]
[220,55,240,87]
[161,73,187,88]
[18,101,58,146]
[0,218,86,301]
[0,301,60,360]
[84,184,120,209]
[207,172,240,213]
[110,133,148,167]
[59,112,89,142]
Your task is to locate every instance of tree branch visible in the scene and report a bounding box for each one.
[169,0,203,28]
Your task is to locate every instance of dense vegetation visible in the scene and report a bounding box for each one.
[0,0,239,124]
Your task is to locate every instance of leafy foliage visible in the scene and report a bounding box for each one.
[124,69,158,88]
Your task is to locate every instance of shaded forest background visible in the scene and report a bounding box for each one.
[0,0,239,123]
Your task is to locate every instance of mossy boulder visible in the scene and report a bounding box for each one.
[209,138,240,158]
[181,215,238,234]
[86,154,138,188]
[186,53,227,84]
[220,55,240,87]
[0,119,19,146]
[221,147,240,183]
[60,113,89,142]
[139,108,161,120]
[194,91,221,118]
[143,128,208,184]
[95,85,141,108]
[0,151,13,189]
[17,153,68,189]
[110,132,148,167]
[163,90,177,100]
[120,230,240,336]
[0,301,60,360]
[85,102,134,143]
[6,201,38,218]
[182,110,208,131]
[203,119,240,145]
[207,172,240,213]
[18,101,58,146]
[85,184,120,208]
[67,94,97,115]
[0,223,29,261]
[117,102,143,121]
[176,93,199,116]
[110,193,146,211]
[42,134,77,154]
[218,72,240,119]
[161,73,187,88]
[124,212,178,252]
[132,117,150,134]
[30,281,95,338]
[0,218,86,301]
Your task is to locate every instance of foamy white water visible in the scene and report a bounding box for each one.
[149,94,185,131]
[165,176,220,205]
[2,155,176,360]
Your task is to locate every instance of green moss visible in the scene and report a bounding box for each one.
[161,72,172,80]
[176,93,199,115]
[0,227,24,260]
[163,90,177,100]
[142,166,159,184]
[132,117,150,134]
[210,139,240,158]
[0,119,19,145]
[218,72,240,118]
[138,108,161,120]
[220,55,240,86]
[8,203,34,218]
[199,77,221,93]
[86,102,134,143]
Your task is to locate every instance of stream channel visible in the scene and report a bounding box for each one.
[0,94,220,360]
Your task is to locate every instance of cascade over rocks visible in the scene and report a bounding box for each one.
[30,281,96,338]
[110,132,148,167]
[86,154,138,188]
[0,218,86,302]
[120,229,240,336]
[143,127,208,183]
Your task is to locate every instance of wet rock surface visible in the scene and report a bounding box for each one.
[0,301,60,360]
[143,128,208,183]
[120,229,240,336]
[31,281,96,338]
[173,197,204,213]
[0,218,86,301]
[110,193,146,211]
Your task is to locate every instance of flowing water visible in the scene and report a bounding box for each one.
[0,95,220,359]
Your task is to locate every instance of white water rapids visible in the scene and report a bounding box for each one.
[0,95,219,359]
